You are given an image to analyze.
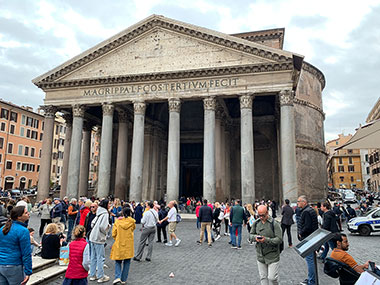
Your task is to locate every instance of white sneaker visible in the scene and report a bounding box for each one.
[174,239,181,246]
[215,235,221,241]
[97,275,110,283]
[103,264,109,269]
[113,278,121,284]
[165,242,173,246]
[89,276,97,281]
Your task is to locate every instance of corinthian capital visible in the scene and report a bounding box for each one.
[102,103,114,116]
[168,98,181,113]
[41,105,57,118]
[72,104,86,117]
[203,97,216,111]
[117,109,129,123]
[239,95,254,109]
[279,90,295,106]
[133,101,146,115]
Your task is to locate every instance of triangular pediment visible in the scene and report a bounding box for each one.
[33,15,299,87]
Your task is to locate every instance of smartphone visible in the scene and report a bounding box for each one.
[257,236,263,240]
[369,261,375,271]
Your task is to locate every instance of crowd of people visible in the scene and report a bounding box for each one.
[0,192,378,284]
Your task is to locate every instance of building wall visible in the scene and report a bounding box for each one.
[330,151,363,189]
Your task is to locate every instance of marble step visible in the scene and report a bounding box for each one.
[29,264,67,285]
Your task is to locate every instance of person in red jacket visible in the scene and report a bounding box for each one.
[63,225,90,285]
[79,200,92,226]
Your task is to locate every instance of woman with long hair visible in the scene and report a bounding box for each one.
[41,223,64,259]
[0,206,32,284]
[38,198,53,237]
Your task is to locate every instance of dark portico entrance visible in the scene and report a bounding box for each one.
[180,143,203,198]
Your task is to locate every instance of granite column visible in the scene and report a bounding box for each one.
[60,113,72,199]
[78,122,92,197]
[115,110,129,200]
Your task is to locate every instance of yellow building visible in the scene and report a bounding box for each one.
[327,134,364,189]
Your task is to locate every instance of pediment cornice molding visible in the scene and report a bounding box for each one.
[37,61,293,90]
[33,15,296,87]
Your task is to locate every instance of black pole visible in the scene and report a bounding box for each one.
[313,251,319,285]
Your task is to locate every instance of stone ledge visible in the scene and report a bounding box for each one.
[30,264,67,285]
[32,256,56,272]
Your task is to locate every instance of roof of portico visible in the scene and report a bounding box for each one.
[32,14,304,90]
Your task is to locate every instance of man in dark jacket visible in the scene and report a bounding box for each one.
[229,199,246,249]
[280,199,294,247]
[51,198,63,223]
[156,204,168,243]
[333,203,343,231]
[198,199,213,247]
[297,195,318,285]
[319,202,339,261]
[346,204,356,221]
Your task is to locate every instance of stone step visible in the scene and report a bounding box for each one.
[29,264,67,285]
[32,256,57,273]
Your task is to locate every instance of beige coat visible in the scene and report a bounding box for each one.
[110,217,136,260]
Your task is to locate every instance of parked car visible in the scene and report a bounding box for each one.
[9,189,21,198]
[343,190,357,204]
[347,208,380,236]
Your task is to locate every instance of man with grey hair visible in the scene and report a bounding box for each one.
[67,198,79,242]
[297,195,318,285]
[250,205,282,285]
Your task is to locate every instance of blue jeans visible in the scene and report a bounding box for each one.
[0,264,24,285]
[229,224,233,242]
[196,217,200,229]
[204,228,214,242]
[231,224,242,247]
[320,239,336,260]
[115,259,131,282]
[63,277,88,285]
[89,243,105,279]
[67,219,75,241]
[305,253,316,285]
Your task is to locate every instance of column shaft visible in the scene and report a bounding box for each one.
[115,111,129,200]
[37,106,56,201]
[98,103,114,198]
[203,97,216,202]
[129,102,146,202]
[240,95,255,204]
[60,115,72,199]
[67,105,85,199]
[166,98,181,202]
[78,123,92,197]
[280,90,298,203]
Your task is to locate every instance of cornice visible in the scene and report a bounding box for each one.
[294,98,325,119]
[37,61,293,90]
[33,17,293,86]
[302,61,325,90]
[231,28,285,49]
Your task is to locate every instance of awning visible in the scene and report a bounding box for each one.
[337,119,380,150]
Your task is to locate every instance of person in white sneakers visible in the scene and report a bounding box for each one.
[158,201,181,247]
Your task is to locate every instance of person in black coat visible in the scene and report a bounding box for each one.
[134,203,143,224]
[281,199,294,247]
[346,204,357,221]
[333,203,343,231]
[198,200,213,246]
[319,202,339,260]
[156,204,168,243]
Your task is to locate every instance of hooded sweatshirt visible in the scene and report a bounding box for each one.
[89,207,110,244]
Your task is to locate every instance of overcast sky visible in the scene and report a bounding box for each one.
[1,0,379,142]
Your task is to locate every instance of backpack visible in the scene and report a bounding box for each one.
[254,219,284,253]
[176,213,182,223]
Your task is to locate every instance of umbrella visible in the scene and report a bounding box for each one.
[337,119,380,150]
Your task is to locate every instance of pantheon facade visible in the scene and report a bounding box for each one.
[33,15,327,204]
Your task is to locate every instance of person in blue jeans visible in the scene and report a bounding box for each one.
[229,199,247,249]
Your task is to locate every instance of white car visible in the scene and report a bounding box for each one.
[343,190,356,203]
[347,208,380,236]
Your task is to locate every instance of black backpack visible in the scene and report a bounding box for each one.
[254,219,284,253]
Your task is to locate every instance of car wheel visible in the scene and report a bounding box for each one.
[358,225,371,236]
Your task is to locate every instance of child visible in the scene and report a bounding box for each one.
[63,225,90,285]
[28,228,40,254]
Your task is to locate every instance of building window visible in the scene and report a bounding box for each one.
[338,166,344,172]
[6,161,12,170]
[0,108,9,120]
[348,165,354,172]
[338,157,343,164]
[0,137,3,149]
[7,143,13,154]
[375,152,380,162]
[33,119,39,129]
[340,176,344,182]
[348,149,353,154]
[365,154,369,162]
[26,117,33,127]
[21,115,26,125]
[37,165,40,172]
[367,167,370,174]
[52,165,56,173]
[42,121,44,131]
[348,157,353,164]
[9,124,15,134]
[16,162,21,171]
[0,154,2,163]
[18,145,23,155]
[39,133,43,141]
[336,141,338,145]
[26,129,30,138]
[31,130,38,140]
[0,122,5,132]
[20,127,24,137]
[56,125,59,135]
[10,112,17,122]
[30,147,35,157]
[22,163,27,171]
[350,176,354,182]
[24,146,29,156]
[39,149,42,158]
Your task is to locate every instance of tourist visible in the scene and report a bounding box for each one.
[134,201,158,261]
[0,205,32,285]
[230,199,246,249]
[79,200,92,226]
[67,198,79,242]
[280,199,295,248]
[51,198,63,224]
[213,202,223,241]
[29,227,39,254]
[134,202,143,224]
[332,202,343,231]
[63,225,90,285]
[110,207,135,284]
[61,197,69,225]
[297,195,319,285]
[156,203,168,243]
[89,199,111,283]
[38,198,53,237]
[159,200,181,247]
[41,223,64,259]
[198,199,213,247]
[250,205,282,285]
[195,201,202,229]
[319,202,339,261]
[223,202,231,236]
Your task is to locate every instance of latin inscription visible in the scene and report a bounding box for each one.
[83,78,239,97]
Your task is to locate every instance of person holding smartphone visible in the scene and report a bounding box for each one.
[249,205,282,285]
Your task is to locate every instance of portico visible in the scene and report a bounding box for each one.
[34,15,327,203]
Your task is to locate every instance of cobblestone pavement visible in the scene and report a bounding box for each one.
[28,213,380,285]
